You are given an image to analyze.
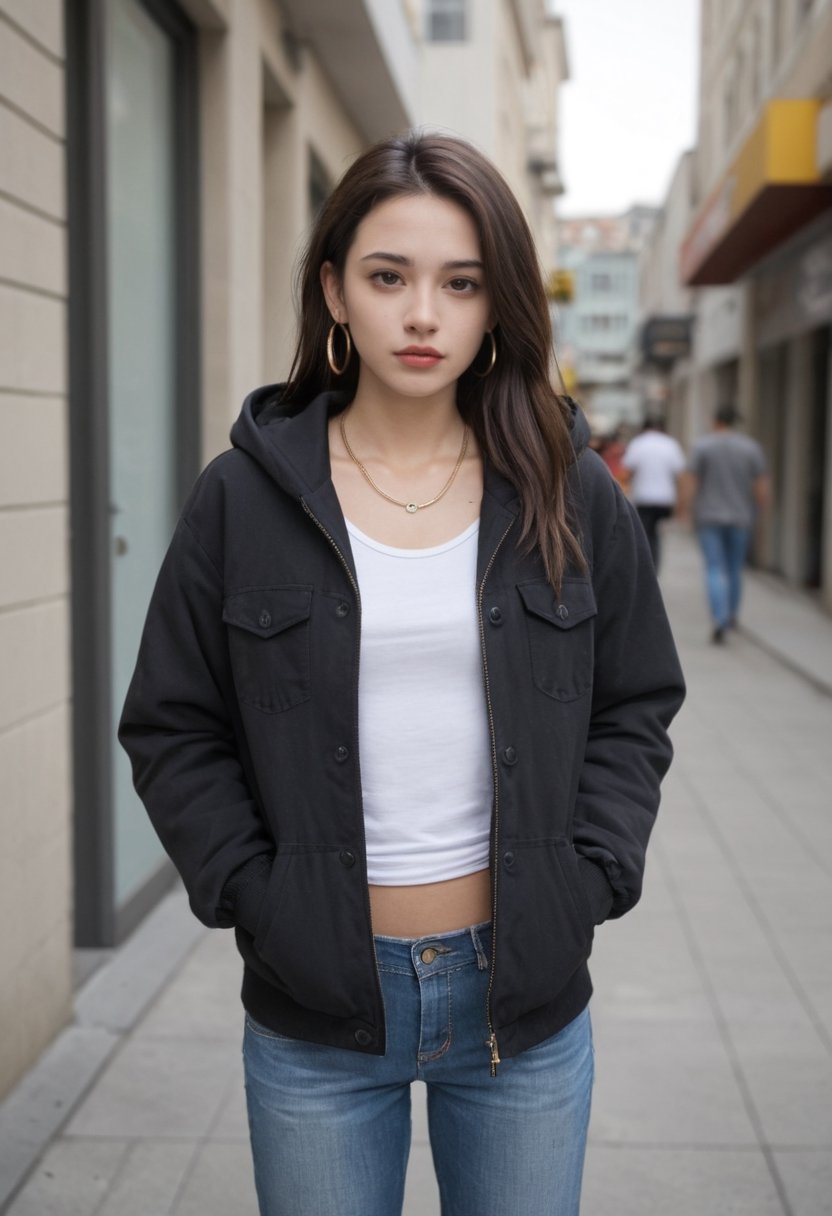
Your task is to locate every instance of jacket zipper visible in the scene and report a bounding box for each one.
[478,517,516,1076]
[300,499,387,1041]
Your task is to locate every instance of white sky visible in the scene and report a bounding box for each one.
[554,0,701,216]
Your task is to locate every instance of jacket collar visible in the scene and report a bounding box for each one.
[230,384,522,580]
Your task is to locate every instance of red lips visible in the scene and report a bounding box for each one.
[394,346,443,358]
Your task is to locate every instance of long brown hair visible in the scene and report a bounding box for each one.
[285,132,585,589]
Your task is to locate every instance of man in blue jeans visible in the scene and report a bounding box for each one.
[686,405,769,643]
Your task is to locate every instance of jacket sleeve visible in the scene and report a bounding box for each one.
[573,463,686,921]
[118,511,274,935]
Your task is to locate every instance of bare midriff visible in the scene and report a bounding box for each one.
[369,868,492,938]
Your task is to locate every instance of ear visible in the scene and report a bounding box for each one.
[320,261,347,324]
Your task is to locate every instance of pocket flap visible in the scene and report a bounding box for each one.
[517,578,597,629]
[223,586,313,638]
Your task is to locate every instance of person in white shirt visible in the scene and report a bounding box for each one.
[622,417,686,568]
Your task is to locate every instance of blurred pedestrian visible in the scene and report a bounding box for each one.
[119,133,684,1216]
[686,404,769,643]
[599,425,629,487]
[622,416,686,568]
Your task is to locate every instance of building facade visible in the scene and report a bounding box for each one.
[555,209,657,433]
[637,151,698,446]
[680,0,832,606]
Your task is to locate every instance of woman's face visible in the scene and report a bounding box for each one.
[321,192,494,404]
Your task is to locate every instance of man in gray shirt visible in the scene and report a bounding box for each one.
[687,405,769,643]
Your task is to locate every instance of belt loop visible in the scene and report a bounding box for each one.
[470,924,489,971]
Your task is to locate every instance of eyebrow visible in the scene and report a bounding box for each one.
[359,251,484,271]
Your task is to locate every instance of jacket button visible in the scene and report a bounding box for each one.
[503,851,515,869]
[502,746,517,765]
[556,604,569,620]
[488,606,503,625]
[339,849,356,867]
[336,601,350,618]
[354,1028,374,1047]
[258,609,272,629]
[335,745,349,763]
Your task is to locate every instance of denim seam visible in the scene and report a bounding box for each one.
[417,972,453,1065]
[244,1014,295,1043]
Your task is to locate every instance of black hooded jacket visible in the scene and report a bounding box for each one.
[119,385,685,1065]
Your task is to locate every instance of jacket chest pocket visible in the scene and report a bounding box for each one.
[223,586,313,713]
[517,578,597,702]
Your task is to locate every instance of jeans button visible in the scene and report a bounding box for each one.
[339,849,356,867]
[420,946,439,964]
[354,1028,373,1047]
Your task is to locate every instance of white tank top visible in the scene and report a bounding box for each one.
[345,518,492,885]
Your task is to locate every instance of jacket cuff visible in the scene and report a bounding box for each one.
[220,853,273,936]
[577,857,615,925]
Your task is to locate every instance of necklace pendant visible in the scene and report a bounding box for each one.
[405,502,419,514]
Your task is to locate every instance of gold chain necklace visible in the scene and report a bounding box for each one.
[339,413,469,514]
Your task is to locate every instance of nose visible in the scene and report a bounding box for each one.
[403,283,439,335]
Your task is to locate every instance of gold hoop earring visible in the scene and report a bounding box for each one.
[474,330,497,378]
[327,322,352,376]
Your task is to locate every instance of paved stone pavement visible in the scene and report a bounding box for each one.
[2,527,831,1215]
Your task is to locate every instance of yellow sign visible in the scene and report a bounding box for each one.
[681,99,826,284]
[547,269,575,303]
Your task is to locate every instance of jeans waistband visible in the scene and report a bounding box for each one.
[374,922,491,974]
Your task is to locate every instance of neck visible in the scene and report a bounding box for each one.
[346,377,464,460]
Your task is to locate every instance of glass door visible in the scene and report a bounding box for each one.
[106,0,178,911]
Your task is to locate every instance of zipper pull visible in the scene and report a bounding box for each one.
[487,1032,501,1077]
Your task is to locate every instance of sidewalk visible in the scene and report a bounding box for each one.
[2,529,831,1215]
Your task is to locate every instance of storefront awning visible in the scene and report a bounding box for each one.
[681,99,832,286]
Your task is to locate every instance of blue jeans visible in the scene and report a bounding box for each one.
[697,524,751,628]
[243,923,594,1215]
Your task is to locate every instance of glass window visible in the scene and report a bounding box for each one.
[426,0,467,42]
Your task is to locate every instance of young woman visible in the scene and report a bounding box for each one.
[120,132,685,1216]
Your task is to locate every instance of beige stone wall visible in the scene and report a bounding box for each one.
[0,0,74,1097]
[199,0,369,463]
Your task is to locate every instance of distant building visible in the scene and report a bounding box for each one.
[637,151,697,445]
[555,208,658,432]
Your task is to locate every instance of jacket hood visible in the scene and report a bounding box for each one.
[563,395,591,457]
[229,383,592,500]
[229,383,348,501]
